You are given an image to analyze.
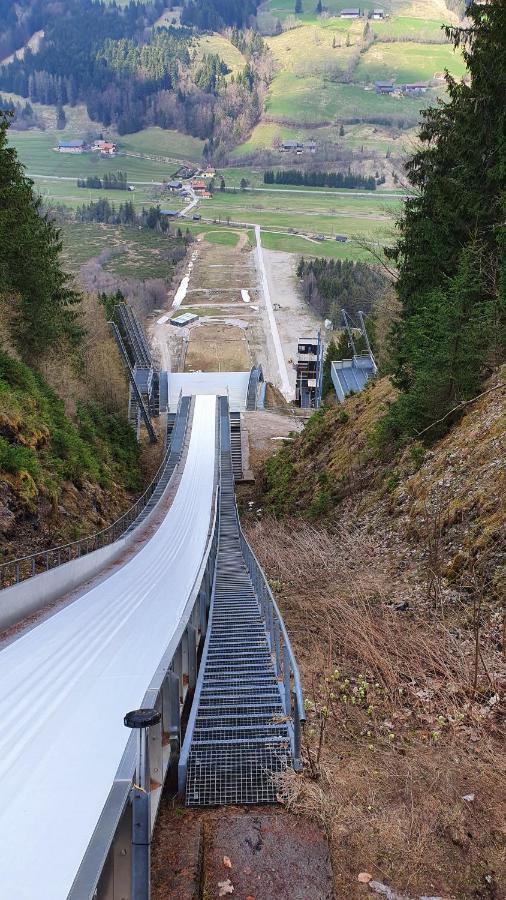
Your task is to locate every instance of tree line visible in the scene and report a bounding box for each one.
[75,198,193,244]
[264,169,377,190]
[77,172,129,191]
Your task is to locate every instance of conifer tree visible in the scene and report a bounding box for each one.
[0,114,81,358]
[381,0,506,443]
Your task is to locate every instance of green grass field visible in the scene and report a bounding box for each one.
[197,189,398,241]
[260,230,377,259]
[371,15,448,41]
[265,73,426,125]
[30,177,180,211]
[195,34,246,76]
[8,131,187,182]
[119,127,205,163]
[355,40,466,83]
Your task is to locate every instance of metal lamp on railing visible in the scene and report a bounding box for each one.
[124,708,161,900]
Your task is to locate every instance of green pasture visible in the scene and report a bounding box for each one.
[8,131,179,181]
[267,24,360,73]
[265,73,426,125]
[120,127,205,163]
[195,34,246,76]
[371,16,448,41]
[30,177,175,210]
[259,230,378,260]
[198,191,397,241]
[184,225,243,246]
[355,41,466,83]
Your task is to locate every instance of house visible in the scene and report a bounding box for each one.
[280,140,299,151]
[201,167,215,178]
[167,180,183,191]
[57,140,86,154]
[335,234,347,242]
[160,209,180,217]
[375,81,395,94]
[340,8,361,18]
[201,191,212,199]
[403,82,428,94]
[93,140,117,155]
[191,179,206,192]
[372,8,384,18]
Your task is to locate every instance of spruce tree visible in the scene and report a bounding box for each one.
[0,113,81,359]
[382,1,506,443]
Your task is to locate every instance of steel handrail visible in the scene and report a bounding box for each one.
[238,529,306,767]
[0,398,188,589]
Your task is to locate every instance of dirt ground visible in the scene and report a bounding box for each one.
[184,322,251,372]
[147,232,325,394]
[260,248,325,394]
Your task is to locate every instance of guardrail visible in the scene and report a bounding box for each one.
[0,398,189,590]
[239,531,306,768]
[68,399,221,900]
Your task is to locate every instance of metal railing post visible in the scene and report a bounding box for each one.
[124,709,161,900]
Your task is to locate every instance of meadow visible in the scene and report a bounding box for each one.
[259,230,377,259]
[60,223,179,277]
[194,34,246,76]
[265,73,427,126]
[355,40,466,83]
[199,189,398,241]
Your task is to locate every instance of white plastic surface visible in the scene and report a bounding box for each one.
[0,395,217,900]
[166,372,250,411]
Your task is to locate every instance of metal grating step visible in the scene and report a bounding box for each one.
[186,747,290,807]
[183,398,292,807]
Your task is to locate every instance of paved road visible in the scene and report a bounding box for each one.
[254,224,292,399]
[27,173,407,199]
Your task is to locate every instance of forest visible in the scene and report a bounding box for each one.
[0,1,265,148]
[296,257,388,325]
[264,170,377,190]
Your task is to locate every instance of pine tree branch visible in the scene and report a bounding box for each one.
[415,382,504,437]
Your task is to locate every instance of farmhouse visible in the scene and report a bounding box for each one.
[57,140,86,154]
[375,81,395,94]
[160,209,180,217]
[372,8,384,18]
[191,179,207,192]
[340,8,361,18]
[167,180,183,191]
[201,167,215,177]
[93,140,117,155]
[403,82,428,94]
[280,139,317,152]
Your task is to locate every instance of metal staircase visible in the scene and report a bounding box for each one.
[109,322,158,443]
[229,411,243,480]
[179,398,304,807]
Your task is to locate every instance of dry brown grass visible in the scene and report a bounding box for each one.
[37,293,128,419]
[245,518,505,899]
[184,323,250,372]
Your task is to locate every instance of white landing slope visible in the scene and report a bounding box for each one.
[0,395,217,900]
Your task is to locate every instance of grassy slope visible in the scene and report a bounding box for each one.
[0,342,143,561]
[244,371,505,899]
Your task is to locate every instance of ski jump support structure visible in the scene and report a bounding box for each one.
[109,321,158,444]
[0,394,304,900]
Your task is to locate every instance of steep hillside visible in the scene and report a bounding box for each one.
[245,372,505,899]
[261,372,505,596]
[0,343,142,563]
